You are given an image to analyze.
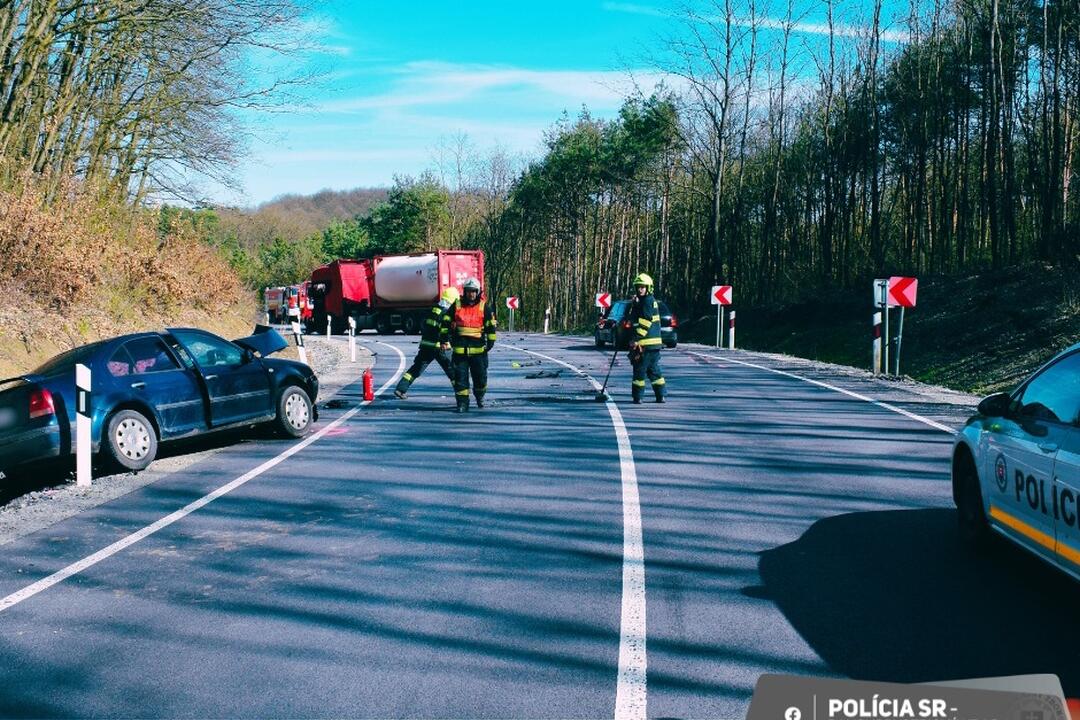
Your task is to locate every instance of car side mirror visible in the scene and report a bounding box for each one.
[242,348,255,364]
[978,392,1012,417]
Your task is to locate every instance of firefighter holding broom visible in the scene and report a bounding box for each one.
[627,273,667,404]
[394,287,458,399]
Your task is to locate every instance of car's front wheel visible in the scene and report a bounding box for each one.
[275,385,313,437]
[595,336,606,348]
[955,450,990,548]
[103,409,158,472]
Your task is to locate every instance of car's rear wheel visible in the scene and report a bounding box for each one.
[275,385,313,437]
[664,340,677,349]
[375,314,393,335]
[955,450,990,548]
[103,409,158,472]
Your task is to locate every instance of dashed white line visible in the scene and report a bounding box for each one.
[686,350,957,434]
[506,344,647,720]
[0,341,407,614]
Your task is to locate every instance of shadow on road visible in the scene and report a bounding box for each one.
[0,425,282,506]
[758,508,1080,692]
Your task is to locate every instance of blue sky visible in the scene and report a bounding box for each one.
[224,0,909,207]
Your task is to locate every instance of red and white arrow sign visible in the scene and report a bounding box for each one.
[595,292,611,309]
[711,285,733,306]
[887,277,918,307]
[506,296,520,310]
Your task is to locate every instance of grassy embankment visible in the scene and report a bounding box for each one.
[678,264,1080,394]
[0,172,256,377]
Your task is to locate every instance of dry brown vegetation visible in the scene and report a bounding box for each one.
[0,172,254,377]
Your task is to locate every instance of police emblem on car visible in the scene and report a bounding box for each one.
[995,454,1008,492]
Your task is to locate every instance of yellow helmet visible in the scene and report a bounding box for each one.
[632,273,654,291]
[441,287,459,304]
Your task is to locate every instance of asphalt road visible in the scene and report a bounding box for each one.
[2,333,1075,718]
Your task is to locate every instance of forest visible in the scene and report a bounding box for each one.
[463,0,1080,330]
[2,0,1078,338]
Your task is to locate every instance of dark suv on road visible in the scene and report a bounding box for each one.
[594,299,678,349]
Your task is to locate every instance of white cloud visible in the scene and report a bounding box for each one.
[602,1,910,43]
[601,1,669,17]
[315,61,648,114]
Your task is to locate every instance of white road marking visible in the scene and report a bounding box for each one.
[0,342,406,614]
[505,344,647,720]
[687,350,957,434]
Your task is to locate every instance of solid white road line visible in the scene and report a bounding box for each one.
[0,341,407,614]
[687,350,957,434]
[505,344,647,720]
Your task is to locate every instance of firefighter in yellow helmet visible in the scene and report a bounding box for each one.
[627,272,666,403]
[446,277,497,412]
[394,286,458,399]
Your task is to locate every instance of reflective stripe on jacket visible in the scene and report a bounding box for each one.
[629,293,663,348]
[448,298,496,352]
[419,302,451,349]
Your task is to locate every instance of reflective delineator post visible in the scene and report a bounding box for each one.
[291,321,308,365]
[75,363,91,487]
[872,311,883,375]
[728,310,736,350]
[348,316,357,362]
[544,307,551,334]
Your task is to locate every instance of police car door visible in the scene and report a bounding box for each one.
[1036,352,1080,569]
[986,351,1080,561]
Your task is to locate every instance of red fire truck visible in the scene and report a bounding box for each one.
[309,250,485,334]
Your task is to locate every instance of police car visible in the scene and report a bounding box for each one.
[953,343,1080,577]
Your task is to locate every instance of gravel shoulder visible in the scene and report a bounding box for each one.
[0,335,368,547]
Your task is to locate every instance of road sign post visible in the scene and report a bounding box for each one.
[505,296,519,333]
[711,285,732,348]
[895,307,905,376]
[75,363,91,487]
[887,277,918,376]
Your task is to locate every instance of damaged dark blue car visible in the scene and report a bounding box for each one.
[0,326,318,477]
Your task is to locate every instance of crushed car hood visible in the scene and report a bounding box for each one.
[233,325,289,357]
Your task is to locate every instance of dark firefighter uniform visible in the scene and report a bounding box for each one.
[394,288,457,399]
[448,280,497,412]
[628,275,666,403]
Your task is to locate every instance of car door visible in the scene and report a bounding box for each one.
[1053,423,1080,570]
[168,329,273,427]
[986,351,1080,561]
[108,336,205,437]
[609,301,629,345]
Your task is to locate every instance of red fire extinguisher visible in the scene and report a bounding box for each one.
[363,368,374,402]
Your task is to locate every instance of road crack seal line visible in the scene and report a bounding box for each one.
[504,344,647,720]
[686,350,956,434]
[0,341,406,614]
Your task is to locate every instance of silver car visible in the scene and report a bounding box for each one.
[953,344,1080,577]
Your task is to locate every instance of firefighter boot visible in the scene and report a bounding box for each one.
[456,392,470,413]
[394,374,412,400]
[632,379,646,404]
[474,388,485,409]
